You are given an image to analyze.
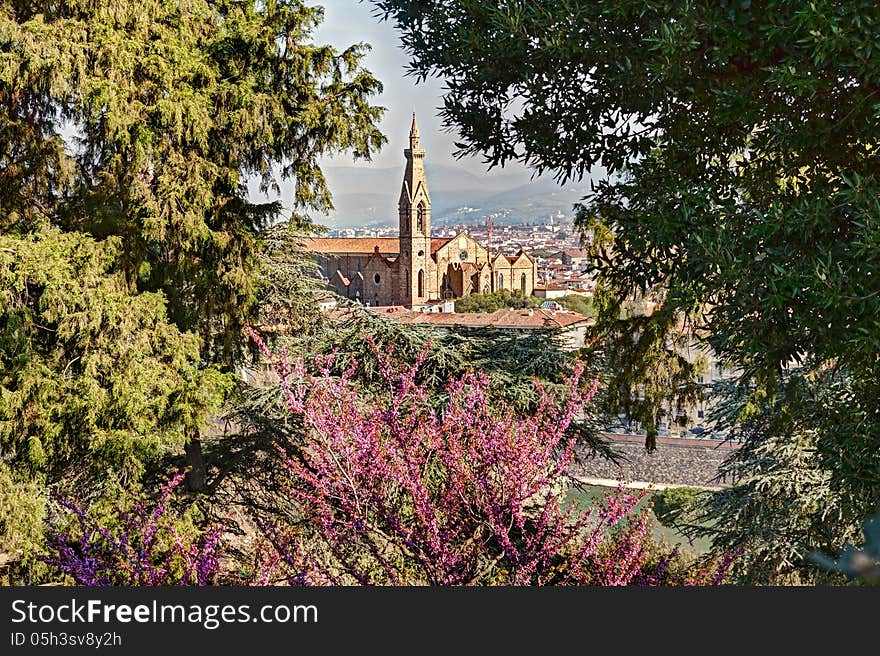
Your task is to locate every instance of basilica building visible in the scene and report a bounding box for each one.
[303,114,537,308]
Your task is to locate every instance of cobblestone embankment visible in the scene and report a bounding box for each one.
[574,433,739,488]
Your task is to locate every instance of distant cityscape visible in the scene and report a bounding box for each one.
[314,214,737,440]
[304,117,722,440]
[324,216,597,296]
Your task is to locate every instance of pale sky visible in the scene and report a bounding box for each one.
[313,0,533,178]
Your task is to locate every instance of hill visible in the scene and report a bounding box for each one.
[303,164,595,228]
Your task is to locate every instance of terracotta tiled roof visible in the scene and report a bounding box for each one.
[303,238,399,254]
[370,305,410,314]
[560,248,589,258]
[311,306,593,336]
[390,308,593,329]
[323,305,410,323]
[430,238,453,253]
[302,237,453,255]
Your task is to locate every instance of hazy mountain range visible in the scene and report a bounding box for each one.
[309,164,596,229]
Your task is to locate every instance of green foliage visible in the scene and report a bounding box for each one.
[557,294,596,318]
[454,290,540,313]
[252,220,327,340]
[0,227,231,483]
[584,290,704,447]
[812,514,880,584]
[374,0,880,403]
[691,374,861,584]
[260,302,607,424]
[1,1,384,580]
[2,0,384,364]
[374,0,880,570]
[0,462,46,584]
[221,303,619,523]
[42,472,220,586]
[653,487,706,530]
[1,0,382,467]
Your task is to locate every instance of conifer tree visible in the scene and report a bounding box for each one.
[0,1,384,580]
[0,1,384,491]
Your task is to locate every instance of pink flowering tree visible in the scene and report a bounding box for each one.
[250,330,730,586]
[43,472,221,585]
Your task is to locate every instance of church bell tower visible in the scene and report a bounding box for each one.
[398,113,432,306]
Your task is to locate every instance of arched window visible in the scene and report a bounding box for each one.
[416,202,425,234]
[417,269,424,298]
[497,272,504,290]
[521,272,527,295]
[374,273,381,284]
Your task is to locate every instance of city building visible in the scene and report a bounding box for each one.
[361,305,593,351]
[532,285,570,300]
[552,248,591,269]
[303,114,537,308]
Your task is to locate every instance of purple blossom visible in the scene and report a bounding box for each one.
[251,333,733,586]
[43,472,222,586]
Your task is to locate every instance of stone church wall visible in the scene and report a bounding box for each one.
[362,256,394,307]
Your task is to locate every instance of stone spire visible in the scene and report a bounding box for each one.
[409,112,420,149]
[398,113,433,306]
[399,112,429,210]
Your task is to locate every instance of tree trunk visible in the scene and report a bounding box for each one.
[645,426,657,454]
[185,431,207,492]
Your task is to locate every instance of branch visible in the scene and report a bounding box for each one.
[465,552,505,586]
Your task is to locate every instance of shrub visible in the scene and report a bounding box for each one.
[250,330,731,585]
[42,472,221,585]
[454,290,540,313]
[654,487,706,529]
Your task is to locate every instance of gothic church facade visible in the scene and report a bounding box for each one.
[304,115,537,308]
